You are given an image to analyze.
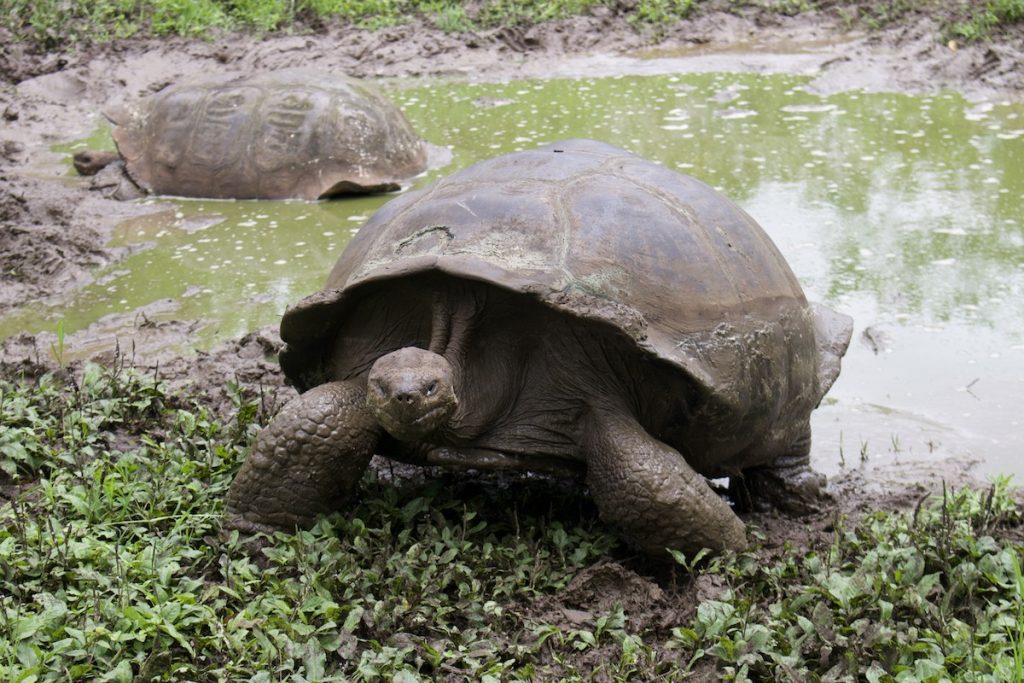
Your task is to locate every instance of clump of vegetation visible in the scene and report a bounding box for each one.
[0,364,620,680]
[848,0,913,30]
[3,0,1021,50]
[674,482,1024,680]
[0,0,695,46]
[1,363,1022,680]
[729,0,818,18]
[947,0,1024,41]
[0,0,603,47]
[628,0,695,26]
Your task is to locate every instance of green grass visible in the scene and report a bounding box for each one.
[0,0,631,48]
[1,363,1023,680]
[629,0,695,27]
[948,0,1024,41]
[0,0,646,44]
[3,0,1021,50]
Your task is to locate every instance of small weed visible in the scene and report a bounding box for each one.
[48,320,66,368]
[890,432,902,454]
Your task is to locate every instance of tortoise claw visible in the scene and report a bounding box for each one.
[730,464,830,516]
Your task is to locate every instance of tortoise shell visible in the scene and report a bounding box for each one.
[280,139,845,432]
[107,69,427,200]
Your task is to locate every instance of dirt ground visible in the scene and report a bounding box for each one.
[1,3,1021,600]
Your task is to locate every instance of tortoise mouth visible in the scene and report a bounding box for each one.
[372,395,456,441]
[414,404,449,427]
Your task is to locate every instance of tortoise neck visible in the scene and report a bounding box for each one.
[427,290,452,354]
[427,283,487,362]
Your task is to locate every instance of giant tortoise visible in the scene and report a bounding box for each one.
[73,69,428,200]
[225,139,853,557]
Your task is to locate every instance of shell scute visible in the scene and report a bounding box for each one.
[253,88,329,173]
[189,86,260,169]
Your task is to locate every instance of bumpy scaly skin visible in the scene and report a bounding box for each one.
[225,380,380,534]
[584,410,747,556]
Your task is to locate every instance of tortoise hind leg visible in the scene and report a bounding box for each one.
[582,410,747,558]
[729,422,829,515]
[225,380,381,534]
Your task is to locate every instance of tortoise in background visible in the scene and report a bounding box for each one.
[225,139,853,557]
[73,69,428,200]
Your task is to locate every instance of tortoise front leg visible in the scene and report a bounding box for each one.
[582,410,747,558]
[225,380,381,534]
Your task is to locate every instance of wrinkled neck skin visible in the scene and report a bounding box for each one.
[427,286,480,369]
[422,283,524,444]
[418,282,662,454]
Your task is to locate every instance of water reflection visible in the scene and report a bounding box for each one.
[6,71,1023,476]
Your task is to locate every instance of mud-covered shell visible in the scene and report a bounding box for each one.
[282,139,842,415]
[108,69,427,200]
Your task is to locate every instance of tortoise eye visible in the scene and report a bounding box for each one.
[426,381,438,396]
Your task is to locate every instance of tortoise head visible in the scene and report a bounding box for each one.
[72,150,121,176]
[367,347,458,441]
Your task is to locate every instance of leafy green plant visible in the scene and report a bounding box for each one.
[1,362,1022,679]
[670,480,1024,680]
[230,0,291,31]
[5,0,1017,49]
[428,2,474,32]
[148,0,228,35]
[472,0,603,27]
[630,0,694,25]
[0,364,620,679]
[301,0,404,28]
[0,0,138,47]
[948,0,1024,42]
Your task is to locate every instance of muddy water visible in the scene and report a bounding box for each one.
[7,72,1024,478]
